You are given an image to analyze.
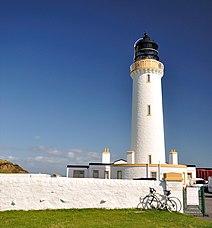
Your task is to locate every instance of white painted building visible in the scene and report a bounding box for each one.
[66,33,196,185]
[67,148,113,179]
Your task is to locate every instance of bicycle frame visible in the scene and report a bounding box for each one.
[139,187,180,212]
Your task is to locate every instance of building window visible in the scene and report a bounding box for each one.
[104,171,109,179]
[93,170,99,178]
[147,105,151,116]
[148,155,152,164]
[147,74,151,83]
[73,170,85,178]
[117,170,122,179]
[151,172,157,179]
[187,172,192,180]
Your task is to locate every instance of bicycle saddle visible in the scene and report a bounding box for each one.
[164,190,171,196]
[149,187,156,193]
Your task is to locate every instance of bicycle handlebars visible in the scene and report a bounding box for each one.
[149,187,171,196]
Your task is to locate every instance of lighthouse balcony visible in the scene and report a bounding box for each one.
[130,59,164,74]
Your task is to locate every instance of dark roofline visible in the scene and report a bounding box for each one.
[196,167,212,170]
[113,159,127,164]
[89,163,111,166]
[67,165,89,168]
[186,165,196,167]
[133,177,157,181]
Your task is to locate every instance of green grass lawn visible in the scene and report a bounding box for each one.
[0,209,211,228]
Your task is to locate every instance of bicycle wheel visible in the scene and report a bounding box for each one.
[137,202,143,210]
[169,197,182,212]
[142,196,159,210]
[166,199,178,212]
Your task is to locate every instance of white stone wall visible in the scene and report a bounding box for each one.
[130,68,165,164]
[164,180,183,211]
[0,174,184,211]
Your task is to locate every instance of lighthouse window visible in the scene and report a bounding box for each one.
[147,74,151,83]
[147,105,151,116]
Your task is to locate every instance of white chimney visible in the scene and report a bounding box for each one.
[169,149,178,164]
[102,147,110,163]
[127,150,135,164]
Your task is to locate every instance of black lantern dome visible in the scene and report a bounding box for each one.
[134,33,159,62]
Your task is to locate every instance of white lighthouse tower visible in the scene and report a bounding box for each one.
[112,33,193,182]
[129,33,165,165]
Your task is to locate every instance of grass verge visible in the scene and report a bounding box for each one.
[0,209,211,227]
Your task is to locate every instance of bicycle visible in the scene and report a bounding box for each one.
[137,187,182,212]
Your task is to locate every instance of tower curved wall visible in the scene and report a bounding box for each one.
[130,59,165,164]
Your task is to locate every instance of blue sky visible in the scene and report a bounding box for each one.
[0,0,211,175]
